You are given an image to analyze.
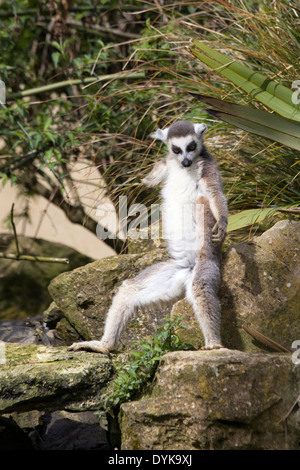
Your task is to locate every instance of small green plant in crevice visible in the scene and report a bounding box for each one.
[103,316,192,414]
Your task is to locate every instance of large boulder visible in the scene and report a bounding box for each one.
[47,248,169,347]
[173,220,300,352]
[221,219,300,351]
[120,348,300,450]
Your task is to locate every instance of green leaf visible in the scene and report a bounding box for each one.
[51,52,60,69]
[44,131,57,144]
[227,208,277,232]
[191,94,300,151]
[44,149,53,160]
[0,173,8,186]
[191,41,300,122]
[43,117,52,131]
[151,356,161,361]
[191,94,300,138]
[207,110,300,151]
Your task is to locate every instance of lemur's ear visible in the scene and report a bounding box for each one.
[150,127,169,144]
[194,123,207,136]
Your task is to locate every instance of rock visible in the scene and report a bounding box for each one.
[47,219,300,352]
[2,407,111,450]
[127,237,166,254]
[42,302,72,345]
[0,234,93,320]
[1,220,299,450]
[0,343,118,449]
[171,299,204,350]
[48,248,169,347]
[0,318,45,345]
[0,415,34,450]
[172,220,300,352]
[120,348,300,450]
[221,220,300,351]
[43,301,64,329]
[0,315,67,347]
[55,317,82,345]
[29,410,110,450]
[0,342,112,414]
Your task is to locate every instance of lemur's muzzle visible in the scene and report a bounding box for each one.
[182,158,192,167]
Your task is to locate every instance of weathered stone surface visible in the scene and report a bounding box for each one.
[221,220,300,351]
[172,220,300,352]
[0,234,93,320]
[120,349,300,450]
[171,299,204,349]
[48,248,169,347]
[0,342,112,414]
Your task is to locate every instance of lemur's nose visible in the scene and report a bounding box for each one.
[182,158,192,167]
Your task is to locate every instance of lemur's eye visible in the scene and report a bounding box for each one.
[172,146,181,154]
[187,142,196,152]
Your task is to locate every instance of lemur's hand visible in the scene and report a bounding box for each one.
[212,217,227,243]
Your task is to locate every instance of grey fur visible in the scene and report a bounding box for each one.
[167,120,195,139]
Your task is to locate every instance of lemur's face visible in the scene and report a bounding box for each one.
[168,135,200,168]
[150,120,207,168]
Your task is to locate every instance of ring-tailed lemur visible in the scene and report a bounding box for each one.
[68,120,228,353]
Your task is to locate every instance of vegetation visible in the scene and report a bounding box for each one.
[103,316,190,414]
[0,0,299,253]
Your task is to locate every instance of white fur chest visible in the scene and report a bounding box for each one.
[161,159,203,263]
[162,161,200,203]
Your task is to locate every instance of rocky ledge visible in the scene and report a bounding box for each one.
[0,342,112,414]
[0,342,115,450]
[1,343,300,450]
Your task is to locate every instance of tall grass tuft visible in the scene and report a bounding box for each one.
[94,0,299,238]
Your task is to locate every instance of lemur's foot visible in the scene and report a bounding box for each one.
[68,340,110,354]
[201,344,223,351]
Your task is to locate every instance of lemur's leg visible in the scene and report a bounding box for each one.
[186,259,222,350]
[68,260,187,353]
[185,194,223,350]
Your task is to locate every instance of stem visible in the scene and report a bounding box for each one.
[7,71,145,100]
[276,207,300,214]
[66,20,139,39]
[0,253,69,264]
[242,324,291,353]
[10,203,20,257]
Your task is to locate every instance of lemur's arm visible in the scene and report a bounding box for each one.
[142,158,168,188]
[201,156,228,243]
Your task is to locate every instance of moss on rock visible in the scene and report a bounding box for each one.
[0,342,112,413]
